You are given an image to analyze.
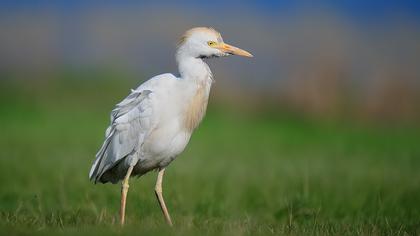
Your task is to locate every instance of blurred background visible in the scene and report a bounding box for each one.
[1,0,420,234]
[1,0,420,122]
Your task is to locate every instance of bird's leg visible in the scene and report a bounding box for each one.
[155,168,173,226]
[120,165,134,226]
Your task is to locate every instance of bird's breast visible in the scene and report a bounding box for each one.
[182,83,210,132]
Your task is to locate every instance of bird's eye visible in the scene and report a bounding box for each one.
[207,41,216,46]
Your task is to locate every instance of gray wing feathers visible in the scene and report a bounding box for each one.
[89,89,153,183]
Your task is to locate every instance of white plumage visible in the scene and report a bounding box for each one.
[89,27,252,226]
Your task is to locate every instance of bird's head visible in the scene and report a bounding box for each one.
[177,27,253,59]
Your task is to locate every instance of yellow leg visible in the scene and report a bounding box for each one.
[155,168,173,226]
[120,166,134,226]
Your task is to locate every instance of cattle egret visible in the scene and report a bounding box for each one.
[89,27,252,226]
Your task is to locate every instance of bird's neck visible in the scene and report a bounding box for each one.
[176,52,213,132]
[176,53,213,84]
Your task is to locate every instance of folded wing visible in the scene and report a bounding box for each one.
[89,89,153,183]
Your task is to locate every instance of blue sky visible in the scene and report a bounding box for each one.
[1,0,420,21]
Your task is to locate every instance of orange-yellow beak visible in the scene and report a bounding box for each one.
[215,42,253,57]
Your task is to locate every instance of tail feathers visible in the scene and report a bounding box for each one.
[89,128,115,183]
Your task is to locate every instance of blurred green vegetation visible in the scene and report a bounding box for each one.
[0,71,420,235]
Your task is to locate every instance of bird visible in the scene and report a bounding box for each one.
[89,27,252,226]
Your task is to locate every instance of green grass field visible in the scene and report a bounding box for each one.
[1,76,420,235]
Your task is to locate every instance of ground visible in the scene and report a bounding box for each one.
[0,75,419,235]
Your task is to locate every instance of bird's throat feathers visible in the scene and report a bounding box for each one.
[177,54,214,84]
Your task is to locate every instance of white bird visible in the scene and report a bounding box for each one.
[89,27,252,226]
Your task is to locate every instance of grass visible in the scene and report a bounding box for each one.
[0,75,419,235]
